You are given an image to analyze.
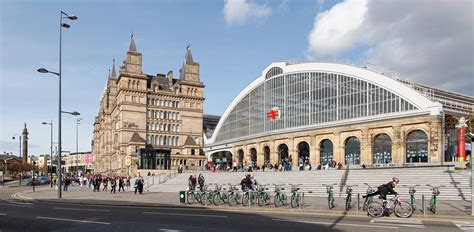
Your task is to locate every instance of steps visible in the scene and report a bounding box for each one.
[148,167,471,201]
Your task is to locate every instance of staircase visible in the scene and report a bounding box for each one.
[148,167,471,201]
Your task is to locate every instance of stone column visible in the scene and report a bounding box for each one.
[393,126,402,165]
[361,129,372,165]
[256,143,263,167]
[333,132,342,163]
[289,137,297,169]
[269,140,277,165]
[309,135,318,167]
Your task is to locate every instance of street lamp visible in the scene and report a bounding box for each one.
[75,117,82,174]
[37,10,77,199]
[41,121,53,187]
[11,133,21,159]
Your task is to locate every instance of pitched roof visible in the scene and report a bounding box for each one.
[184,135,197,146]
[130,132,145,143]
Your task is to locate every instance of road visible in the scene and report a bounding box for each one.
[0,198,472,232]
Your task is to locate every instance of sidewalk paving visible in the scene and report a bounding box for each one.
[14,185,473,220]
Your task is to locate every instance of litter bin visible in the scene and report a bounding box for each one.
[179,191,186,203]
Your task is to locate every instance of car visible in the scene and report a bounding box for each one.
[38,176,50,185]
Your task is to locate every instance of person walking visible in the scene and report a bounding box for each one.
[110,177,117,194]
[134,177,140,194]
[138,176,144,194]
[102,177,108,191]
[126,176,131,192]
[118,177,125,192]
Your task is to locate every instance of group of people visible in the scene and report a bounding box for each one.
[88,174,132,194]
[187,173,205,191]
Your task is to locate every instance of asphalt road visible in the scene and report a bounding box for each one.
[0,198,472,232]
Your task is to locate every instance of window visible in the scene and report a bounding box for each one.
[373,133,392,164]
[191,149,195,155]
[345,137,360,165]
[406,130,428,163]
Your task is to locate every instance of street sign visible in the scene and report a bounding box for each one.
[125,155,131,166]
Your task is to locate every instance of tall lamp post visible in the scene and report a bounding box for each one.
[75,117,82,174]
[11,133,21,159]
[41,121,53,186]
[37,10,77,199]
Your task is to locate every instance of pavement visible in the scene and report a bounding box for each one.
[12,184,474,220]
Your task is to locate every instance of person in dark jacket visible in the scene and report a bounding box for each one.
[363,177,399,200]
[110,177,117,194]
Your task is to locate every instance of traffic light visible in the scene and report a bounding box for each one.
[179,191,186,203]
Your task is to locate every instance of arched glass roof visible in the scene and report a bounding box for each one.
[208,62,441,145]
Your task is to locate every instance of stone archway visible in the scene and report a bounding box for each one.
[237,149,244,168]
[263,146,270,167]
[249,148,257,168]
[406,130,428,163]
[297,141,310,169]
[320,139,333,165]
[373,133,392,164]
[277,144,289,161]
[344,136,361,165]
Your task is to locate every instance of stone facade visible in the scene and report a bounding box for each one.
[228,114,443,168]
[92,37,206,176]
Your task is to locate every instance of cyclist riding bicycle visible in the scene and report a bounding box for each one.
[363,177,399,201]
[240,174,258,191]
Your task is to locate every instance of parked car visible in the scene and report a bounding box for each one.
[26,176,50,186]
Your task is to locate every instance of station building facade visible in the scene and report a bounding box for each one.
[204,62,473,168]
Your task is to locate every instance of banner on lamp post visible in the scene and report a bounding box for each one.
[125,155,131,167]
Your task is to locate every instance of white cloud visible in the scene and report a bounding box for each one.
[307,0,474,95]
[223,0,272,27]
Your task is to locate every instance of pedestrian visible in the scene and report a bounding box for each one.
[102,177,108,191]
[134,177,140,194]
[119,177,125,192]
[126,176,131,191]
[110,177,117,194]
[138,176,144,194]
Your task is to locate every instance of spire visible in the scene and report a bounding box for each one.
[184,44,193,63]
[129,34,137,52]
[111,59,117,78]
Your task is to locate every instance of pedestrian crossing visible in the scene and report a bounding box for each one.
[369,218,425,229]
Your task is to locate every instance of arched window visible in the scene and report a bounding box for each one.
[263,146,270,166]
[238,149,244,167]
[278,144,289,161]
[345,137,361,165]
[250,148,257,167]
[406,130,428,163]
[159,135,163,145]
[163,136,167,145]
[297,142,310,166]
[373,133,392,164]
[320,139,333,165]
[167,124,171,131]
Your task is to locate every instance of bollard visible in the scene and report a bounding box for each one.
[422,195,425,214]
[357,193,360,212]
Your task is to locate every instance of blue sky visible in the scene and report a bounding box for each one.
[1,0,472,157]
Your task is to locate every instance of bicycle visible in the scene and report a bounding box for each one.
[186,187,201,204]
[290,184,305,208]
[273,184,287,207]
[241,186,257,207]
[323,183,337,209]
[426,184,444,214]
[212,184,228,206]
[402,184,420,210]
[345,184,358,210]
[367,194,413,218]
[227,184,241,206]
[199,183,215,205]
[362,183,376,211]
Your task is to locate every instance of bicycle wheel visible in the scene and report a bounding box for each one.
[394,201,413,218]
[362,197,371,211]
[274,194,282,207]
[281,193,288,206]
[242,193,249,206]
[367,201,384,217]
[257,193,265,207]
[345,197,351,210]
[291,194,299,208]
[228,193,236,206]
[199,192,206,205]
[213,193,222,206]
[186,192,194,204]
[328,195,333,209]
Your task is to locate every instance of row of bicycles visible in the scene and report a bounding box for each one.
[186,183,306,208]
[186,182,444,217]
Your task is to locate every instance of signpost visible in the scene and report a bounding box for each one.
[125,155,131,176]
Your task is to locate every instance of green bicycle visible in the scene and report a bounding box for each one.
[427,184,444,214]
[212,184,228,206]
[257,185,271,207]
[345,184,357,210]
[273,184,287,207]
[362,183,375,211]
[402,184,420,210]
[186,189,201,204]
[242,187,257,206]
[227,184,241,206]
[199,184,215,205]
[290,184,305,208]
[323,183,337,209]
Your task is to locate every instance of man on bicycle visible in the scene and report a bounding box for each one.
[363,177,399,200]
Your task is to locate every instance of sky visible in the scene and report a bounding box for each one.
[1,0,472,157]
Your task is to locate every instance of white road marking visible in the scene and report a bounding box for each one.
[0,213,6,216]
[453,221,474,231]
[36,216,111,225]
[272,219,398,230]
[53,207,111,212]
[4,200,33,205]
[143,211,228,218]
[369,218,425,229]
[159,229,182,232]
[0,203,32,208]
